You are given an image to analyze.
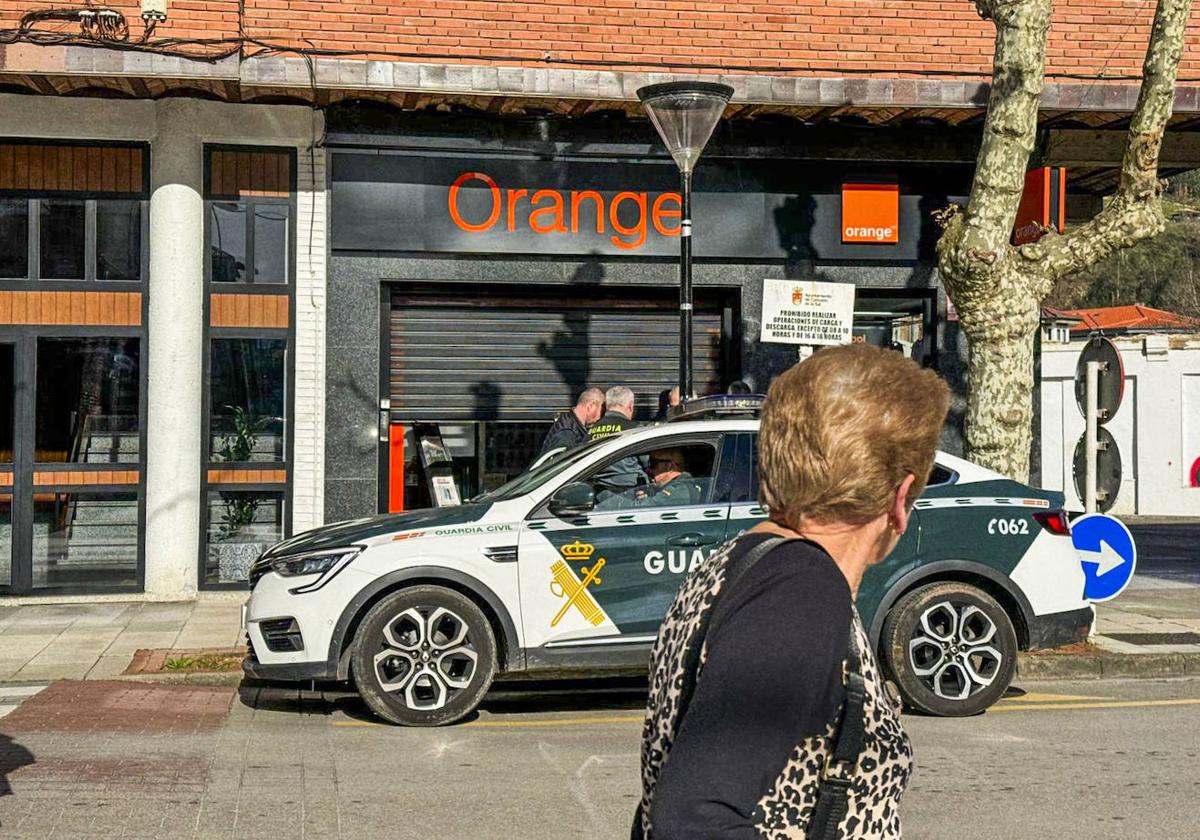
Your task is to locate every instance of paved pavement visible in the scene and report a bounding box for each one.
[0,675,1197,838]
[0,598,244,683]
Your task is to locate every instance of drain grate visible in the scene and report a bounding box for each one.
[1104,632,1200,645]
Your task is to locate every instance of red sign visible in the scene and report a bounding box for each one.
[1014,167,1066,245]
[842,183,899,243]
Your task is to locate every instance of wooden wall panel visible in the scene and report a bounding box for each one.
[0,291,142,326]
[206,148,292,198]
[32,470,139,486]
[210,293,288,328]
[0,143,144,194]
[0,473,12,488]
[207,468,287,484]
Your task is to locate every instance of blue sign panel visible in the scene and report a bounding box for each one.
[1072,513,1137,602]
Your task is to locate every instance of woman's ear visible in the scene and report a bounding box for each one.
[891,473,917,535]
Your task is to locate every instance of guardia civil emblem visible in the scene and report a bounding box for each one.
[549,539,606,628]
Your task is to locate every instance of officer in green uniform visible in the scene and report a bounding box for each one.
[596,448,701,510]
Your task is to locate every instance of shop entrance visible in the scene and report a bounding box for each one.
[382,284,739,509]
[0,334,143,594]
[853,289,939,368]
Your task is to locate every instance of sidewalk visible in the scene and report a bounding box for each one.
[0,596,244,682]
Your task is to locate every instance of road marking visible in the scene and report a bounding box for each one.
[334,713,644,730]
[1002,692,1108,703]
[992,698,1200,713]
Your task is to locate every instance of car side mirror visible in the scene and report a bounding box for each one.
[548,482,595,517]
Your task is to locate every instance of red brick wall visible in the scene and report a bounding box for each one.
[3,0,1200,81]
[0,0,239,44]
[239,0,1200,79]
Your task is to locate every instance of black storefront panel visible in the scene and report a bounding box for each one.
[388,287,728,423]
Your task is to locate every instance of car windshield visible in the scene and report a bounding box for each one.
[472,437,611,503]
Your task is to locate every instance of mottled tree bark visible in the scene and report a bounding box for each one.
[936,0,1193,482]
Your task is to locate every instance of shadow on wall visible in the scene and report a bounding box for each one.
[537,258,606,404]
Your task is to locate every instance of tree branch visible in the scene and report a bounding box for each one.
[1027,0,1192,291]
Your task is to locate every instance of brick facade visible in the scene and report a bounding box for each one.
[5,0,1200,81]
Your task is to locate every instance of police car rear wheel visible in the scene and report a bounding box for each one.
[352,586,496,727]
[882,581,1017,717]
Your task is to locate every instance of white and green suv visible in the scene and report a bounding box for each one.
[243,397,1092,725]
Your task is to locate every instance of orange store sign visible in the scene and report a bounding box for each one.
[842,183,899,244]
[447,171,682,251]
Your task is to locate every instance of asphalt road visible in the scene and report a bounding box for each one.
[317,675,1200,840]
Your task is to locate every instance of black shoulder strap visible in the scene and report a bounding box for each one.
[805,627,867,840]
[673,536,792,745]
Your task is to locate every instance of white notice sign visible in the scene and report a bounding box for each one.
[760,279,856,346]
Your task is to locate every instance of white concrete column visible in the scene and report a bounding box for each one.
[143,100,205,598]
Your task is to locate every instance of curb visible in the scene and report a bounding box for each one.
[1018,650,1200,681]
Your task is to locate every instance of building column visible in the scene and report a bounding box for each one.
[143,100,205,598]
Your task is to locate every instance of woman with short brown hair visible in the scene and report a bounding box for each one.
[636,343,950,839]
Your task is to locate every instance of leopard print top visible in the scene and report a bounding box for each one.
[638,535,914,839]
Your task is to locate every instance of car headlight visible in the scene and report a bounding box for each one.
[269,547,362,593]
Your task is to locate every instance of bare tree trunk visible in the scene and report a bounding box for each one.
[937,0,1193,482]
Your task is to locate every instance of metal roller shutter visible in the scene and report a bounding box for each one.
[389,289,728,422]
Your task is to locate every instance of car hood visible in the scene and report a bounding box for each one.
[259,504,493,559]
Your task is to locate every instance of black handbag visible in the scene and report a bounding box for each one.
[632,535,867,840]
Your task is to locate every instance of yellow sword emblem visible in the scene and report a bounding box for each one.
[549,557,606,627]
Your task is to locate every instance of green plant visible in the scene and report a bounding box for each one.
[214,405,274,542]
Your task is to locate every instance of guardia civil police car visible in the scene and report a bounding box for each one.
[243,396,1092,726]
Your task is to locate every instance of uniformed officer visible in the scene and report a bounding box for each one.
[588,386,643,492]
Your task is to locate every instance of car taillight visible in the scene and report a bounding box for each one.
[1032,510,1071,536]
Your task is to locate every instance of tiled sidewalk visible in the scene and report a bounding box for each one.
[0,598,244,683]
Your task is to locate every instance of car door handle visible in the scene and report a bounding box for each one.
[666,533,718,548]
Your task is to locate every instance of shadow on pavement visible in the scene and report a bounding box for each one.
[0,731,35,797]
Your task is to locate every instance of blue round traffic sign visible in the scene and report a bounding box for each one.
[1071,513,1137,602]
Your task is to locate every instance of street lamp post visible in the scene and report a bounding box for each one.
[637,81,733,400]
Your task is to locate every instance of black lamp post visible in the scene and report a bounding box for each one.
[637,81,733,400]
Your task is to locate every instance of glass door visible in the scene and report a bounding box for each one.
[0,335,143,594]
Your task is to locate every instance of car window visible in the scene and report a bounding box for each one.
[472,436,609,502]
[586,439,719,511]
[928,463,957,487]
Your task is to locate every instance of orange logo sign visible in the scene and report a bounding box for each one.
[1013,167,1066,245]
[842,183,899,244]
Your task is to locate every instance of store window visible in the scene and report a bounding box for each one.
[35,338,140,464]
[39,200,86,280]
[0,494,11,589]
[209,338,286,463]
[0,343,12,464]
[0,199,29,278]
[204,490,284,586]
[32,491,138,590]
[0,142,147,283]
[205,147,293,285]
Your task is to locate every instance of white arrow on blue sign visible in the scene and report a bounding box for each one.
[1071,513,1137,602]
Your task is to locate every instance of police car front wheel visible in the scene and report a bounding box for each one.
[351,586,497,726]
[881,581,1018,717]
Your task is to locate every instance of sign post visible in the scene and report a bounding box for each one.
[1072,336,1124,513]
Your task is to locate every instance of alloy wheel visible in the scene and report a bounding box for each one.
[372,606,479,711]
[907,601,1003,701]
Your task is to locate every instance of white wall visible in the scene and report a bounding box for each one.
[1040,333,1200,516]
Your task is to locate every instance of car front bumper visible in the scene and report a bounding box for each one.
[1025,605,1095,651]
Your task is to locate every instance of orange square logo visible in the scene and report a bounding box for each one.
[842,183,899,244]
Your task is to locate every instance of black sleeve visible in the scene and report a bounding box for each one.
[649,542,851,840]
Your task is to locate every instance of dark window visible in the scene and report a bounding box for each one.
[96,200,142,281]
[210,338,286,462]
[587,440,718,510]
[32,491,138,589]
[0,344,12,464]
[40,200,87,280]
[252,204,290,284]
[928,464,956,487]
[209,202,247,282]
[0,199,29,279]
[35,338,141,464]
[205,490,284,584]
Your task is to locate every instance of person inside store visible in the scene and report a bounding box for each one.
[635,343,949,839]
[539,387,605,457]
[595,447,702,510]
[588,386,644,493]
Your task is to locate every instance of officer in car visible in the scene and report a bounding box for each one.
[597,448,701,510]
